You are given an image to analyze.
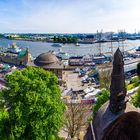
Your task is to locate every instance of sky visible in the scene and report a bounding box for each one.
[0,0,140,33]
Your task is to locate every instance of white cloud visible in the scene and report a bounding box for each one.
[0,0,140,33]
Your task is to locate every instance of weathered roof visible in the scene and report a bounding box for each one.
[34,52,59,66]
[33,52,64,69]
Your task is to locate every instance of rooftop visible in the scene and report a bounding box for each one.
[34,52,63,69]
[34,52,59,66]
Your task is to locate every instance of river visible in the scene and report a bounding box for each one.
[0,39,140,57]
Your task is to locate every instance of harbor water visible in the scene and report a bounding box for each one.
[0,39,140,57]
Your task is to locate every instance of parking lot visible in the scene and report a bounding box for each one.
[64,71,88,91]
[63,70,97,92]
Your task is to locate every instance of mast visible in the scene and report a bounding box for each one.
[110,32,113,57]
[122,30,125,55]
[118,29,125,56]
[97,29,102,55]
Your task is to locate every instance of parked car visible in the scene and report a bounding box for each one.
[73,67,80,73]
[86,77,96,83]
[95,79,99,85]
[82,79,89,83]
[79,71,86,77]
[103,61,110,64]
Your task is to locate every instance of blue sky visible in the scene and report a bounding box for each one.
[0,0,140,33]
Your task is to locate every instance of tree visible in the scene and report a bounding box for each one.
[63,102,92,139]
[99,69,111,90]
[72,37,78,43]
[137,62,140,77]
[0,66,65,140]
[93,90,109,117]
[53,36,58,43]
[62,37,67,44]
[131,87,140,108]
[0,34,4,39]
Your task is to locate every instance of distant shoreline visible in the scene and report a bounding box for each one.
[4,37,126,44]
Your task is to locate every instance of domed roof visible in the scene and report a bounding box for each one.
[34,52,59,66]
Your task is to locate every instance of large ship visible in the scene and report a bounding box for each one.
[0,42,31,66]
[7,42,21,53]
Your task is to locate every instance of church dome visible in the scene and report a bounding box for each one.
[34,52,59,66]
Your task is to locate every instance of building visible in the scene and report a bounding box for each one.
[69,55,95,66]
[82,55,95,66]
[69,56,83,66]
[34,52,64,83]
[0,43,31,66]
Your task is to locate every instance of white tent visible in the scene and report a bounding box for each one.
[84,89,101,99]
[84,87,95,94]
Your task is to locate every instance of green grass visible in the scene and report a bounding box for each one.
[127,83,134,90]
[127,77,140,90]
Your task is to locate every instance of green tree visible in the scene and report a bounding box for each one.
[72,37,78,43]
[0,66,65,140]
[62,37,67,44]
[131,87,140,108]
[137,62,140,77]
[0,34,4,39]
[67,36,73,43]
[93,90,109,117]
[53,36,58,43]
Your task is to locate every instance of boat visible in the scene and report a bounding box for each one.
[7,42,21,54]
[75,42,80,46]
[56,51,70,60]
[51,43,63,47]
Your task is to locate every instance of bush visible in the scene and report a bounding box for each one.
[93,90,109,117]
[127,77,140,90]
[131,88,140,108]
